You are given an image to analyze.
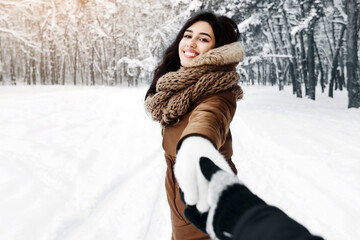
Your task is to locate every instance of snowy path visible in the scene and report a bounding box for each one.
[0,86,359,240]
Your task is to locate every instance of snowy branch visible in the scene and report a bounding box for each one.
[238,14,261,33]
[334,0,348,23]
[0,27,41,50]
[291,5,321,37]
[331,20,347,26]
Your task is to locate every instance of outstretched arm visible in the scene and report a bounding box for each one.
[183,157,324,240]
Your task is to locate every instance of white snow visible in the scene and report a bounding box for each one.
[0,85,359,240]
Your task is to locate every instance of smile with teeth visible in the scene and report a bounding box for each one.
[184,51,198,57]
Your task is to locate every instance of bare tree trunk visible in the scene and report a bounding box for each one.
[329,24,346,98]
[331,21,336,54]
[49,39,56,85]
[109,20,117,86]
[114,60,118,85]
[56,55,60,85]
[303,0,322,100]
[299,31,308,93]
[266,63,271,85]
[80,62,84,85]
[30,49,36,85]
[90,45,95,85]
[10,43,16,85]
[276,17,285,90]
[135,67,140,87]
[281,5,301,97]
[98,41,104,85]
[24,54,30,85]
[346,0,360,108]
[45,55,49,84]
[61,55,66,85]
[250,66,254,85]
[102,37,108,85]
[73,37,78,85]
[23,20,30,85]
[266,19,283,90]
[262,62,265,85]
[325,64,329,85]
[119,67,123,85]
[338,49,345,90]
[257,62,261,85]
[127,62,133,87]
[322,17,334,59]
[314,41,325,92]
[40,53,46,85]
[111,39,117,86]
[282,62,290,86]
[307,28,316,100]
[38,24,46,85]
[298,0,308,94]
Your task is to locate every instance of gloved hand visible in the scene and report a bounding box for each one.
[174,136,234,212]
[184,157,265,240]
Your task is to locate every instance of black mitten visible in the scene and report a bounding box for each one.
[184,206,208,233]
[179,187,208,233]
[185,157,265,240]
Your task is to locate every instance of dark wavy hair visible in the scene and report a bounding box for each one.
[145,12,240,99]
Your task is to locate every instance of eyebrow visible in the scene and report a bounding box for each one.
[185,29,212,39]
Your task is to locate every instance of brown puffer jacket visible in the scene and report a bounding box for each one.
[162,90,238,240]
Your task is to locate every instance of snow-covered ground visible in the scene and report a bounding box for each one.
[0,85,359,240]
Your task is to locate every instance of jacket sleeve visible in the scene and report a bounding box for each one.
[232,205,324,240]
[177,91,236,151]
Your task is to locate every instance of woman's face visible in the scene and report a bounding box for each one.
[178,21,216,67]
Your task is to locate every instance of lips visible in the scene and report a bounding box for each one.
[184,52,196,57]
[183,49,199,58]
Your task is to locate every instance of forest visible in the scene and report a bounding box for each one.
[0,0,359,108]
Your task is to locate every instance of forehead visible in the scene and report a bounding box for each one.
[186,21,214,36]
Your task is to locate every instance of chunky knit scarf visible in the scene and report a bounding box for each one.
[145,42,245,126]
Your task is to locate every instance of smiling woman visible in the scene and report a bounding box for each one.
[178,21,216,67]
[144,12,245,240]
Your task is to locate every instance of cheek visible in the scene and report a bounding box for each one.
[178,39,186,51]
[200,45,213,55]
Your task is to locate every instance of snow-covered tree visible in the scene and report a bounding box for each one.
[0,0,359,108]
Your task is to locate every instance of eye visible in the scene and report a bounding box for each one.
[183,34,192,39]
[199,38,209,42]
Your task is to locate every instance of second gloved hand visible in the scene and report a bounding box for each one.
[174,136,233,212]
[184,157,266,240]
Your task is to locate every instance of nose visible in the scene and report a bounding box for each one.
[187,38,196,48]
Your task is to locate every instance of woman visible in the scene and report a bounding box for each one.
[145,12,245,240]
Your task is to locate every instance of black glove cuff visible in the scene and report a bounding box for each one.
[213,184,266,239]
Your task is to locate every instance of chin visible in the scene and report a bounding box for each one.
[180,59,193,67]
